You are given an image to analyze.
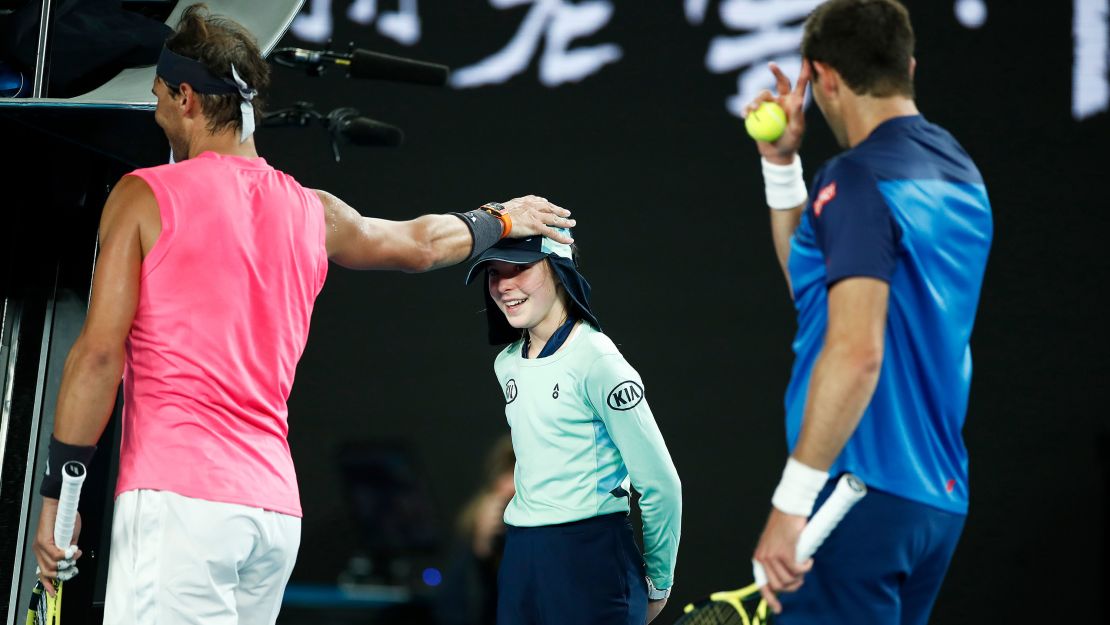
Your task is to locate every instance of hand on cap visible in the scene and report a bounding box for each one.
[500,196,575,244]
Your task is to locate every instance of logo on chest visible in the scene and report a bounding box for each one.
[505,379,518,404]
[607,381,644,411]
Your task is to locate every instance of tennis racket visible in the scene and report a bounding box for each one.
[673,473,867,625]
[26,461,87,625]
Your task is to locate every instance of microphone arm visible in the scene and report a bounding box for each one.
[260,101,324,127]
[270,48,336,78]
[261,102,404,162]
[270,46,449,86]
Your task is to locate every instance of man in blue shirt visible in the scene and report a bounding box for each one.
[746,2,992,624]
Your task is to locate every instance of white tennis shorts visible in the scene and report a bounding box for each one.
[103,489,301,625]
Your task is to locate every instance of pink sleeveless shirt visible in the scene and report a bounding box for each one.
[117,151,328,516]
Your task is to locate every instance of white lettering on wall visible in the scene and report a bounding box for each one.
[954,0,987,29]
[1074,0,1109,119]
[449,0,622,88]
[694,0,822,118]
[292,0,422,46]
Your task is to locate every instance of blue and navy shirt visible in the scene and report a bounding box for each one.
[786,115,992,514]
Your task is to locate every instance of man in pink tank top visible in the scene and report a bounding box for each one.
[30,5,574,624]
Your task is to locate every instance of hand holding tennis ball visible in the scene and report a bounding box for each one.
[744,61,812,161]
[745,101,787,143]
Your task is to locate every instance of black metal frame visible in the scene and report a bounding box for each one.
[0,116,128,625]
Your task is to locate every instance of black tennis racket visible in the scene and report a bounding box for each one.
[26,461,86,625]
[673,474,867,625]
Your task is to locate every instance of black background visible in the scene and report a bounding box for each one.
[245,2,1108,623]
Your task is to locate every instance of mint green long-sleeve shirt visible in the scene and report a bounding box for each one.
[494,323,682,589]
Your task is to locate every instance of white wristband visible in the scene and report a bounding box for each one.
[771,457,829,517]
[761,156,808,210]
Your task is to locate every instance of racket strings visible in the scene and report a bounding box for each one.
[25,580,62,625]
[675,601,749,625]
[674,585,768,625]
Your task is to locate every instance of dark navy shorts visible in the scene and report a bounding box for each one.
[778,481,966,625]
[497,512,648,625]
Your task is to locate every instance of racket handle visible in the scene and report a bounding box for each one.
[752,473,867,587]
[53,461,87,551]
[795,473,866,560]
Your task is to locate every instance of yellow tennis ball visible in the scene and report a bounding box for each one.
[745,101,787,143]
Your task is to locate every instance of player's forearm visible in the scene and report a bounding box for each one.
[332,213,474,273]
[405,213,475,272]
[321,189,484,272]
[53,339,124,446]
[791,338,883,470]
[760,154,808,291]
[770,205,804,287]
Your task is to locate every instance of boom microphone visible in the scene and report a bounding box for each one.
[326,108,404,147]
[347,49,447,85]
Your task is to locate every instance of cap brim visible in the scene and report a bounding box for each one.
[463,248,548,285]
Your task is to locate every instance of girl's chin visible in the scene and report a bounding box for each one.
[501,311,536,330]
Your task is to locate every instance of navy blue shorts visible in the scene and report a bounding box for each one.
[497,513,648,625]
[778,481,966,625]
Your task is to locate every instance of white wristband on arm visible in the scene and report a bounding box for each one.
[771,457,829,517]
[761,156,808,210]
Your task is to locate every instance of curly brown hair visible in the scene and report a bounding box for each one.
[801,0,915,98]
[162,3,271,135]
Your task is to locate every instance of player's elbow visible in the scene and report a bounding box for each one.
[67,337,125,377]
[830,340,884,379]
[854,345,884,377]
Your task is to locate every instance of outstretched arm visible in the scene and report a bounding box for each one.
[319,191,575,272]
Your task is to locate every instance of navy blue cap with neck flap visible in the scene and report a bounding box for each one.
[465,228,601,346]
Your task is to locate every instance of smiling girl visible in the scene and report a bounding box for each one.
[464,228,682,625]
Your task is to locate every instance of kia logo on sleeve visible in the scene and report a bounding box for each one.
[505,379,518,404]
[606,381,644,411]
